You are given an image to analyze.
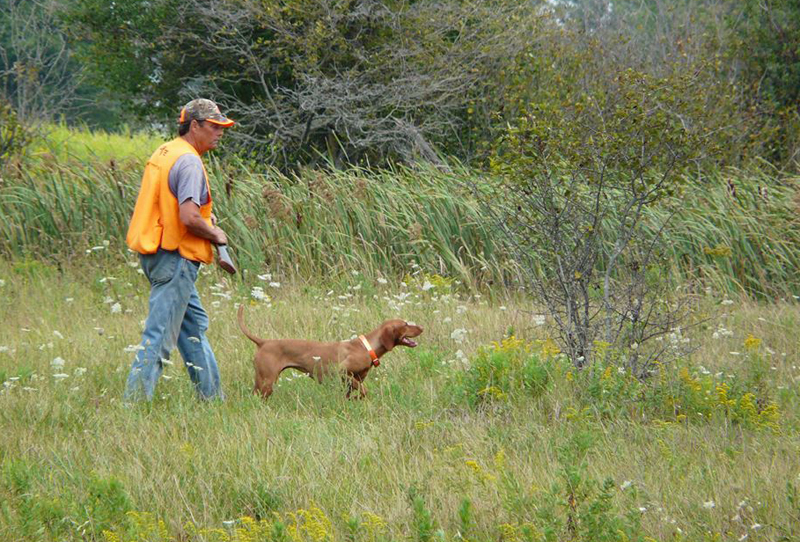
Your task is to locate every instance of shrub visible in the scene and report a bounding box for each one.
[457,336,551,408]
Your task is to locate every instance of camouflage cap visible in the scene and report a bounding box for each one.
[179,98,235,127]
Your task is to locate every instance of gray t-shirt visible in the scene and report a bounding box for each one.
[168,154,208,206]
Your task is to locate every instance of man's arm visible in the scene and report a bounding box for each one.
[179,201,228,245]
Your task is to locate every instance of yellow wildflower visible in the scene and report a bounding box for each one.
[744,334,761,351]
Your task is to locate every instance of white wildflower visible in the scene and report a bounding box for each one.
[53,373,69,379]
[111,303,122,314]
[103,296,114,304]
[257,273,272,281]
[456,305,467,314]
[268,282,281,288]
[421,281,434,291]
[750,524,761,531]
[533,314,546,326]
[251,286,267,301]
[721,299,734,305]
[703,501,715,509]
[451,328,468,343]
[51,357,66,369]
[65,297,74,302]
[620,480,632,490]
[377,277,388,285]
[74,367,87,377]
[53,330,63,339]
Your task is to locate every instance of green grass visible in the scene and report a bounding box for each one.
[29,123,165,167]
[0,259,798,541]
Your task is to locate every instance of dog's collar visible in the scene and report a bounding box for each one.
[358,335,380,367]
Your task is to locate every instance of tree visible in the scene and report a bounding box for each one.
[0,0,84,124]
[65,0,545,168]
[736,0,800,167]
[479,46,711,374]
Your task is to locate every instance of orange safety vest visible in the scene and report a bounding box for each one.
[126,137,214,263]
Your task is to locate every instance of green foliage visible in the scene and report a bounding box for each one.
[530,430,644,542]
[456,336,551,408]
[409,491,440,542]
[736,0,800,165]
[62,0,184,119]
[84,474,133,538]
[63,0,540,167]
[1,459,132,540]
[0,100,29,171]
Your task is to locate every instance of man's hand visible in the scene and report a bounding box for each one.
[180,201,227,245]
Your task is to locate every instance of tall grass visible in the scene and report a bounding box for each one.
[648,168,800,297]
[0,126,798,295]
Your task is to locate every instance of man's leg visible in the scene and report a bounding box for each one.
[176,288,223,400]
[124,250,198,401]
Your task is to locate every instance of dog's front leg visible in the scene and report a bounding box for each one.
[345,373,367,400]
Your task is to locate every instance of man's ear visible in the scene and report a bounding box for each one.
[379,325,397,352]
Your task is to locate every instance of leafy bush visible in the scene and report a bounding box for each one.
[457,336,551,408]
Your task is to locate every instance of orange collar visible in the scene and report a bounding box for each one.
[358,335,380,367]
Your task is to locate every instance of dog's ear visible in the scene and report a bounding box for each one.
[379,323,400,352]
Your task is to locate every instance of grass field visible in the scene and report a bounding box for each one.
[0,259,798,542]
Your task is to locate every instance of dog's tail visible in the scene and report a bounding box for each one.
[237,305,266,347]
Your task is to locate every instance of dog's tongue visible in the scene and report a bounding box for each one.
[401,338,417,347]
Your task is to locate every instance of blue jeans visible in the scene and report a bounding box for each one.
[124,248,223,401]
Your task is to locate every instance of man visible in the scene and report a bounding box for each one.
[124,98,234,401]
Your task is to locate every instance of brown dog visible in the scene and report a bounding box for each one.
[237,306,423,399]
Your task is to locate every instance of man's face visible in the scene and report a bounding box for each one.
[192,120,226,154]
